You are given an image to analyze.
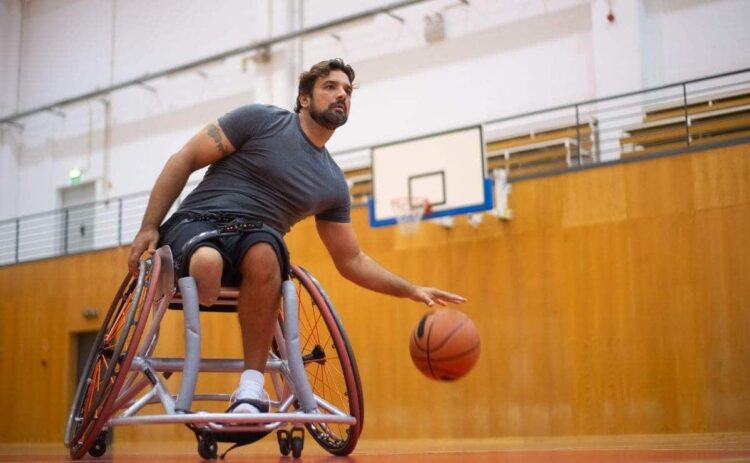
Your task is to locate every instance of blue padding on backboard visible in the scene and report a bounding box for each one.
[369,177,494,228]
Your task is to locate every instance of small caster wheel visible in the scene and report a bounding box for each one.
[277,429,291,456]
[291,436,303,458]
[290,426,304,459]
[88,432,107,458]
[197,432,218,460]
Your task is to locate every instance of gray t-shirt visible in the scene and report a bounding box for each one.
[177,104,351,235]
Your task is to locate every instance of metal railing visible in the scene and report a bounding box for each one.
[482,67,750,181]
[0,193,151,265]
[1,67,749,267]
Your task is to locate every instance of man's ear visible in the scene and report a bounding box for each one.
[299,94,310,109]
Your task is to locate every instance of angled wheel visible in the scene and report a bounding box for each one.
[87,432,107,457]
[197,431,218,460]
[64,254,163,459]
[277,430,291,456]
[291,435,303,458]
[289,265,364,456]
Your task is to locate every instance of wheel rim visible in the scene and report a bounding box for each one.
[68,276,139,457]
[291,266,363,455]
[66,256,161,459]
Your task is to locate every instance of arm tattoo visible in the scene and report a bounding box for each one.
[206,124,230,157]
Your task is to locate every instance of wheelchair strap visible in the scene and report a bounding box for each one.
[172,216,291,281]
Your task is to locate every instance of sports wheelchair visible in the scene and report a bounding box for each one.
[64,239,364,459]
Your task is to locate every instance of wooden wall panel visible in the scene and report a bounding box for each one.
[0,247,129,442]
[2,145,749,445]
[694,203,750,431]
[624,155,696,219]
[692,144,750,210]
[562,165,627,227]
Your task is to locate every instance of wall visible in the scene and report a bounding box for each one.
[642,0,750,86]
[1,144,748,444]
[0,0,22,220]
[2,0,750,222]
[0,0,21,113]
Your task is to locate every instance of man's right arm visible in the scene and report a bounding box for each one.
[127,121,235,274]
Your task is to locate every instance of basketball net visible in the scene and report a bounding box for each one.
[391,197,429,235]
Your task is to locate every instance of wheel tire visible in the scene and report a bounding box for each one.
[277,430,291,456]
[197,434,218,460]
[87,433,107,458]
[65,256,163,459]
[290,266,364,456]
[291,436,303,459]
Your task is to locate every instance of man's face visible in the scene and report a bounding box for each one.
[306,70,352,130]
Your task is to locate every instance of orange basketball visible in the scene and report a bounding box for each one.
[409,308,480,381]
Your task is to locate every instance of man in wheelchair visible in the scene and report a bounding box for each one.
[127,58,466,416]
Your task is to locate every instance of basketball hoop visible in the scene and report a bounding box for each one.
[391,197,430,235]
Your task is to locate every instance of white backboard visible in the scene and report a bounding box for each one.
[369,126,492,227]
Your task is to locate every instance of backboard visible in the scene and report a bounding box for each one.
[368,125,493,227]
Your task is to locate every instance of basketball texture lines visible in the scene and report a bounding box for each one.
[409,308,480,381]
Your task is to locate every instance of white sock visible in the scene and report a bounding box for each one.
[238,369,265,398]
[241,369,264,385]
[230,370,266,413]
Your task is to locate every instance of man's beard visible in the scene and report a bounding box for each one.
[309,103,348,130]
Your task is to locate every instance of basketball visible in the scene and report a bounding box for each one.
[409,308,481,381]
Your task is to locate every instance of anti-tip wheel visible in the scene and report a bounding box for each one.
[277,429,291,456]
[291,435,303,458]
[87,432,107,458]
[197,433,218,460]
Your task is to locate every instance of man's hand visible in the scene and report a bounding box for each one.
[128,228,160,276]
[409,286,467,307]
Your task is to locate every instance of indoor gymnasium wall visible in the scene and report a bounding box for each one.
[1,144,748,443]
[6,0,750,221]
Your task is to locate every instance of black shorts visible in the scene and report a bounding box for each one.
[158,212,290,286]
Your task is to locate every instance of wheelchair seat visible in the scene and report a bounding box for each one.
[169,287,240,313]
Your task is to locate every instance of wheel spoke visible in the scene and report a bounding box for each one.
[67,258,161,459]
[292,267,362,455]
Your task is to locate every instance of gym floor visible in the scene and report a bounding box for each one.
[2,434,749,463]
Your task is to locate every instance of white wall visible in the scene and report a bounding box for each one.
[642,0,750,87]
[323,1,595,151]
[0,0,22,220]
[1,0,749,221]
[17,0,113,110]
[0,0,21,114]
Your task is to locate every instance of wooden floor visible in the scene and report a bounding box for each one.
[2,435,750,463]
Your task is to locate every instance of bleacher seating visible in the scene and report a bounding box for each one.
[621,89,750,157]
[344,167,372,206]
[337,87,750,201]
[485,119,598,180]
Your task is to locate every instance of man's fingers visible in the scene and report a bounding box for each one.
[128,254,140,276]
[413,287,467,307]
[127,230,160,276]
[429,289,467,304]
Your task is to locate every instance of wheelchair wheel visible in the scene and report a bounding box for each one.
[289,265,364,456]
[64,255,163,459]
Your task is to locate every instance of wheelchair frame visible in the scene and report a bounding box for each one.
[64,245,364,459]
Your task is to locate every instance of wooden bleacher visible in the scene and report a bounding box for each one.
[643,88,750,122]
[339,87,750,194]
[344,167,372,206]
[621,88,750,157]
[485,119,598,180]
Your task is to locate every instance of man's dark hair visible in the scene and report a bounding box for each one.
[294,58,355,113]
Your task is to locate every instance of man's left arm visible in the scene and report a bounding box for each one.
[316,220,466,307]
